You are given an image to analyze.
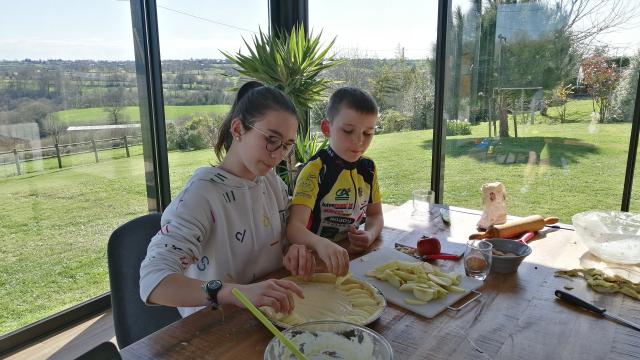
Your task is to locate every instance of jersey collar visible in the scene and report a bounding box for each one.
[327,146,357,170]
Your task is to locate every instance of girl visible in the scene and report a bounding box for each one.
[140,81,315,317]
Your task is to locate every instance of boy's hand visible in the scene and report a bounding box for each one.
[347,226,373,252]
[283,244,316,281]
[315,238,350,276]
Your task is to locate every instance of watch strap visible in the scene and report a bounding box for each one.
[201,280,222,310]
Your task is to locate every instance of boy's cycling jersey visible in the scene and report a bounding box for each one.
[291,147,381,241]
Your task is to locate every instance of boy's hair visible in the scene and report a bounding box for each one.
[214,81,298,160]
[326,87,378,123]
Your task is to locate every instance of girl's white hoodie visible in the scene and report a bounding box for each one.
[139,167,289,317]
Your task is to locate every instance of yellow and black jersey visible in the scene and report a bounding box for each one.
[291,147,381,242]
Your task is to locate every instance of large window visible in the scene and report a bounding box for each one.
[310,0,439,206]
[154,1,268,195]
[442,0,640,222]
[627,56,640,212]
[0,2,147,335]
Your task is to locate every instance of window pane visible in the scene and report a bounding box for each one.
[630,55,640,211]
[310,0,438,207]
[0,2,147,334]
[155,1,268,195]
[443,0,640,222]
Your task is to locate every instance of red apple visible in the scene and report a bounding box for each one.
[417,237,441,256]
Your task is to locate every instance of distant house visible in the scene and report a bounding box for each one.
[0,123,39,152]
[0,134,30,151]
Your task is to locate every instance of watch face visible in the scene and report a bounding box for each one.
[207,280,222,292]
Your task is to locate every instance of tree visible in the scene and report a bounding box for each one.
[370,63,401,110]
[400,62,435,130]
[559,0,640,52]
[610,51,640,122]
[44,113,65,144]
[552,83,575,123]
[16,99,56,137]
[103,86,126,125]
[581,54,620,123]
[451,6,464,120]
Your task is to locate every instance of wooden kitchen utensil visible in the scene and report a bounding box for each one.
[469,215,558,240]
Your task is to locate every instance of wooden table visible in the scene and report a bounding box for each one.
[121,202,640,360]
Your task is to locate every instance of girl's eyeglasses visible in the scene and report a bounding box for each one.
[246,124,295,157]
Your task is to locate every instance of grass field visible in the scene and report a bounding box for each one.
[2,99,638,335]
[55,104,230,126]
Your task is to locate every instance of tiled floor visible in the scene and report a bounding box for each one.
[5,309,117,360]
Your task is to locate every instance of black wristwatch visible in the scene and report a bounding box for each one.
[202,279,223,310]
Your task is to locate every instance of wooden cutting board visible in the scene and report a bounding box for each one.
[350,247,484,318]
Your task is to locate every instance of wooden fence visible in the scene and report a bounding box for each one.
[0,135,141,176]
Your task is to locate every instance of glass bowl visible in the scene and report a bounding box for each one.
[572,211,640,264]
[264,320,393,360]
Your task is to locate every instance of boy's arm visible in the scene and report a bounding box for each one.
[286,204,320,249]
[287,205,350,276]
[347,202,384,252]
[364,202,384,241]
[348,160,384,251]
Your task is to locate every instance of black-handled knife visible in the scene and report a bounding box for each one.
[555,290,640,332]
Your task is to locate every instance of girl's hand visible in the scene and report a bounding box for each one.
[283,244,316,281]
[315,238,350,276]
[347,226,373,253]
[232,279,304,314]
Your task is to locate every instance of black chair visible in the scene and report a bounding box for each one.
[107,213,181,348]
[74,342,121,360]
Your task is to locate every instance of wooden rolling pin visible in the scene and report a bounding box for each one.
[469,215,559,240]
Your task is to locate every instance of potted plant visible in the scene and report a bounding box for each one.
[222,25,343,188]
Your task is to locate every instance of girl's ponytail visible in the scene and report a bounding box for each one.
[214,81,263,160]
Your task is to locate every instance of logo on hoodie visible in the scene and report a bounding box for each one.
[223,191,236,203]
[235,229,246,243]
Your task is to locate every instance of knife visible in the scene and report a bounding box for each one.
[394,243,461,261]
[555,290,640,332]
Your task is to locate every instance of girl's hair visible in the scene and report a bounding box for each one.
[214,81,298,160]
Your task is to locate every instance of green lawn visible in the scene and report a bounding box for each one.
[1,117,639,334]
[55,104,230,126]
[540,97,595,123]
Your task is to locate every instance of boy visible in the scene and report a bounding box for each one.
[287,87,383,276]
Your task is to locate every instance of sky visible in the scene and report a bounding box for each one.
[0,0,638,61]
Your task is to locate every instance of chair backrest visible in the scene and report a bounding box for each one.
[107,213,181,348]
[74,342,121,360]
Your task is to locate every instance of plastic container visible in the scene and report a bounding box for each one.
[486,239,532,273]
[572,211,640,264]
[263,320,393,360]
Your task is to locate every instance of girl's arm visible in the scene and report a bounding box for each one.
[148,273,304,314]
[287,204,350,276]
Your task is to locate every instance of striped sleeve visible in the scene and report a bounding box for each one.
[291,158,323,210]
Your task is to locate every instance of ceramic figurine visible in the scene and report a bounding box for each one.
[477,182,507,230]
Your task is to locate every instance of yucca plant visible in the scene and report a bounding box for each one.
[295,132,329,164]
[222,25,344,138]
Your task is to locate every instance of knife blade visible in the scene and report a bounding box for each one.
[555,290,640,332]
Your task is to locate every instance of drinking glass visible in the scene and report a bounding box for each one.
[464,240,492,280]
[412,189,435,220]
